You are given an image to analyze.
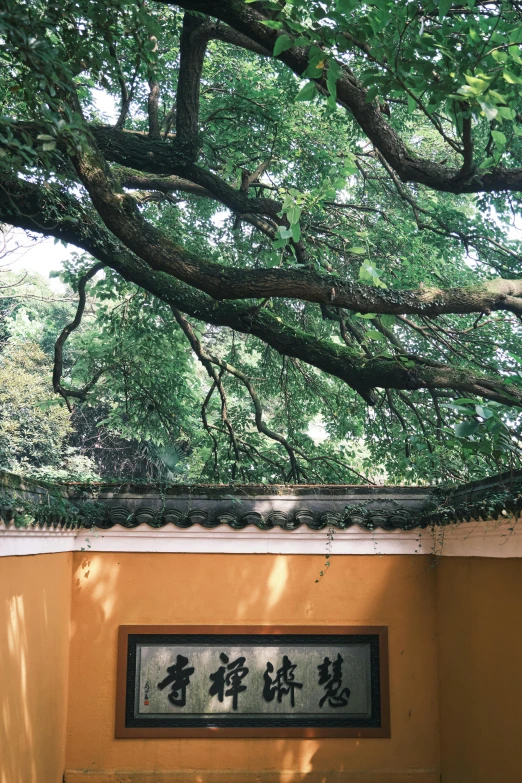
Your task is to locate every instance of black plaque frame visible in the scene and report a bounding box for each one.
[116,626,389,738]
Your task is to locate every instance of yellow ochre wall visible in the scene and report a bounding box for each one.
[64,553,440,783]
[3,550,522,783]
[0,552,72,783]
[437,557,522,783]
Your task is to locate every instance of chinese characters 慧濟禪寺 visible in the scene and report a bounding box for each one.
[157,653,195,707]
[209,652,249,710]
[318,653,351,708]
[157,650,352,711]
[263,655,303,708]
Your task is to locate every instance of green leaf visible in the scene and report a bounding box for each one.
[479,156,495,170]
[464,73,491,93]
[273,34,293,57]
[347,246,366,255]
[491,129,507,148]
[455,421,479,438]
[441,403,475,413]
[488,89,508,105]
[287,205,301,224]
[365,85,380,104]
[478,101,498,121]
[503,69,522,85]
[366,329,386,342]
[359,260,386,287]
[491,49,508,64]
[326,58,342,104]
[439,0,452,18]
[295,81,317,102]
[509,45,522,65]
[291,222,301,242]
[475,405,494,419]
[497,106,516,120]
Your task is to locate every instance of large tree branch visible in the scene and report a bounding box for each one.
[1,172,522,408]
[146,34,162,142]
[160,0,522,195]
[116,166,279,239]
[107,39,131,130]
[18,120,516,268]
[5,108,502,326]
[115,167,214,198]
[147,78,161,140]
[175,12,211,160]
[4,121,282,217]
[89,125,194,171]
[90,126,282,215]
[209,21,271,57]
[11,121,522,267]
[53,261,105,409]
[67,131,522,321]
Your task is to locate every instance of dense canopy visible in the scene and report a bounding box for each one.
[3,0,522,484]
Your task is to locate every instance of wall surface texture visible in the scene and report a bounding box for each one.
[0,552,72,783]
[437,557,522,783]
[3,546,522,783]
[64,552,440,783]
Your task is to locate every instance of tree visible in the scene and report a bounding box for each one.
[0,261,199,481]
[0,340,72,472]
[2,0,522,482]
[0,254,77,475]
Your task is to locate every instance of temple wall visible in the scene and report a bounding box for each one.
[63,552,440,783]
[436,557,522,783]
[0,552,72,783]
[3,524,522,782]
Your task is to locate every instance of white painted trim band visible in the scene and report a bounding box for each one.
[2,519,522,558]
[0,528,79,557]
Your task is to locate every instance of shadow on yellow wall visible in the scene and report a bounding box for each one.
[64,551,440,783]
[0,552,72,783]
[437,557,522,783]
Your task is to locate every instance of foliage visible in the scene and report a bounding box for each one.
[0,479,107,529]
[2,1,522,484]
[0,265,196,480]
[0,340,72,472]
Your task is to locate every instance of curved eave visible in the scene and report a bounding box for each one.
[1,469,522,532]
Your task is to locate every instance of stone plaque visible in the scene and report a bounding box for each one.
[116,626,389,737]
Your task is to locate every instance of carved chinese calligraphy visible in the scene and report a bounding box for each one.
[209,653,249,711]
[263,656,303,708]
[116,626,390,738]
[318,654,351,708]
[157,654,194,707]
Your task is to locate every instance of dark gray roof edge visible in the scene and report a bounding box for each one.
[447,468,522,503]
[0,469,58,495]
[2,469,522,532]
[66,481,432,499]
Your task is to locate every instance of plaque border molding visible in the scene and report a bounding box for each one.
[116,625,390,738]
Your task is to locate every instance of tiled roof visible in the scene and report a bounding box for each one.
[2,470,522,531]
